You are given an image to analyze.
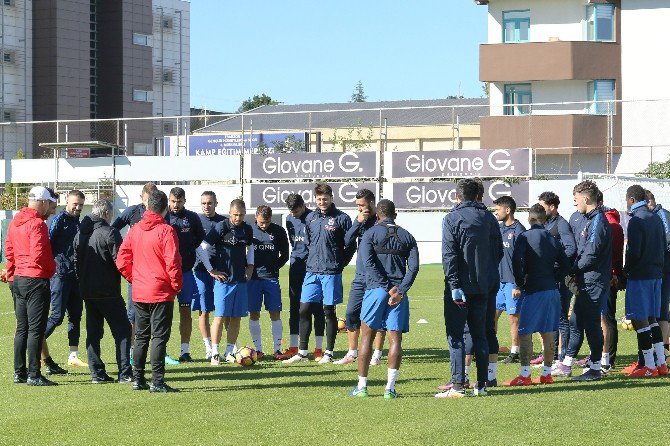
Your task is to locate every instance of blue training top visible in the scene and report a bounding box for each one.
[251,222,290,280]
[286,208,312,263]
[203,219,254,283]
[513,224,570,294]
[499,219,526,285]
[194,213,227,272]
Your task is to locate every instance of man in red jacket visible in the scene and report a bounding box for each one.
[601,206,624,372]
[4,186,58,386]
[116,190,183,393]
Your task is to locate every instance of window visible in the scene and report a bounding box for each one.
[133,143,153,155]
[503,10,530,43]
[2,111,16,122]
[4,0,15,6]
[162,69,173,83]
[133,89,150,102]
[504,84,532,116]
[586,4,614,42]
[133,33,151,46]
[587,80,615,115]
[2,51,15,64]
[162,18,173,29]
[163,123,174,134]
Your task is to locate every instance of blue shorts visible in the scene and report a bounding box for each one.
[177,271,198,307]
[495,282,519,314]
[214,281,248,318]
[625,278,662,320]
[193,270,215,313]
[361,287,409,333]
[300,272,343,306]
[344,277,366,330]
[518,289,560,335]
[247,278,282,313]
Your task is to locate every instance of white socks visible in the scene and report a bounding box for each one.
[372,349,383,360]
[590,361,601,371]
[271,320,283,353]
[386,368,399,391]
[358,375,368,389]
[464,365,471,377]
[290,334,299,348]
[602,352,610,367]
[563,355,574,367]
[315,336,324,349]
[347,349,358,358]
[69,349,78,359]
[203,337,212,351]
[180,343,190,355]
[212,344,219,356]
[510,345,520,354]
[249,319,263,353]
[487,362,497,381]
[642,348,655,369]
[520,366,531,378]
[225,343,235,356]
[298,349,308,357]
[654,342,666,366]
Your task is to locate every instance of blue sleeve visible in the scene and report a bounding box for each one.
[558,218,577,260]
[344,218,364,247]
[492,215,504,264]
[659,210,670,253]
[397,236,420,294]
[49,212,63,240]
[204,221,223,246]
[111,207,133,230]
[576,215,607,274]
[192,214,205,248]
[555,238,571,281]
[512,233,527,289]
[286,220,295,248]
[360,230,390,290]
[277,226,290,269]
[442,214,460,290]
[624,217,641,275]
[341,213,353,240]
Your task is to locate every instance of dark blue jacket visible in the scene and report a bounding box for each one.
[194,213,227,272]
[569,210,587,237]
[513,224,570,294]
[344,216,377,278]
[442,201,503,295]
[625,201,664,280]
[359,218,420,294]
[112,204,146,230]
[251,222,290,280]
[203,219,254,283]
[499,220,526,284]
[305,205,352,275]
[49,210,81,277]
[652,204,670,275]
[573,207,612,289]
[286,209,312,263]
[166,208,205,271]
[545,214,576,260]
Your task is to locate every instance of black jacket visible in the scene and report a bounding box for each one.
[74,215,123,299]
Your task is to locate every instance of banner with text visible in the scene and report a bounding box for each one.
[390,181,530,209]
[388,149,531,179]
[247,182,379,209]
[185,132,307,156]
[247,152,378,180]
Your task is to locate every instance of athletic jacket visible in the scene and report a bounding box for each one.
[116,210,182,303]
[165,208,205,271]
[651,204,670,275]
[344,215,377,278]
[569,210,587,237]
[604,208,624,279]
[624,201,664,280]
[5,207,56,280]
[512,224,570,294]
[573,207,612,290]
[499,220,526,285]
[305,204,352,275]
[442,201,503,295]
[112,203,146,230]
[251,222,289,280]
[545,214,576,260]
[49,210,80,277]
[286,209,312,263]
[359,218,420,294]
[74,215,123,300]
[201,219,254,283]
[194,213,227,272]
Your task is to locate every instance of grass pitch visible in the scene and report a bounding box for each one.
[0,264,666,446]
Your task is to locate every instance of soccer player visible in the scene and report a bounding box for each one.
[165,187,205,363]
[197,199,254,365]
[436,178,502,398]
[492,196,526,364]
[504,204,570,386]
[621,185,666,377]
[278,194,326,360]
[601,205,624,372]
[283,183,353,364]
[552,181,611,381]
[194,191,227,360]
[646,190,670,359]
[335,188,386,366]
[116,190,183,393]
[248,205,289,359]
[538,191,576,364]
[41,189,86,374]
[349,199,419,399]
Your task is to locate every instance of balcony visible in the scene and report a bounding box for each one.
[480,114,620,154]
[480,41,620,82]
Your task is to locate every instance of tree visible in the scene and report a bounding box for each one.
[351,81,367,102]
[328,120,374,152]
[238,94,278,113]
[482,82,490,98]
[644,158,670,179]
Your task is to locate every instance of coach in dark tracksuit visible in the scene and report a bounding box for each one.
[438,179,502,397]
[648,191,670,354]
[74,200,132,383]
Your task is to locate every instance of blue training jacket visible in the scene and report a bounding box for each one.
[49,210,81,277]
[442,201,503,295]
[286,209,312,263]
[202,219,254,283]
[111,203,146,230]
[544,214,577,260]
[499,219,526,285]
[652,204,670,275]
[194,213,227,272]
[166,208,205,271]
[569,210,587,237]
[625,201,664,280]
[344,215,377,278]
[572,206,612,289]
[358,218,420,294]
[251,222,290,280]
[513,224,571,294]
[305,204,352,275]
